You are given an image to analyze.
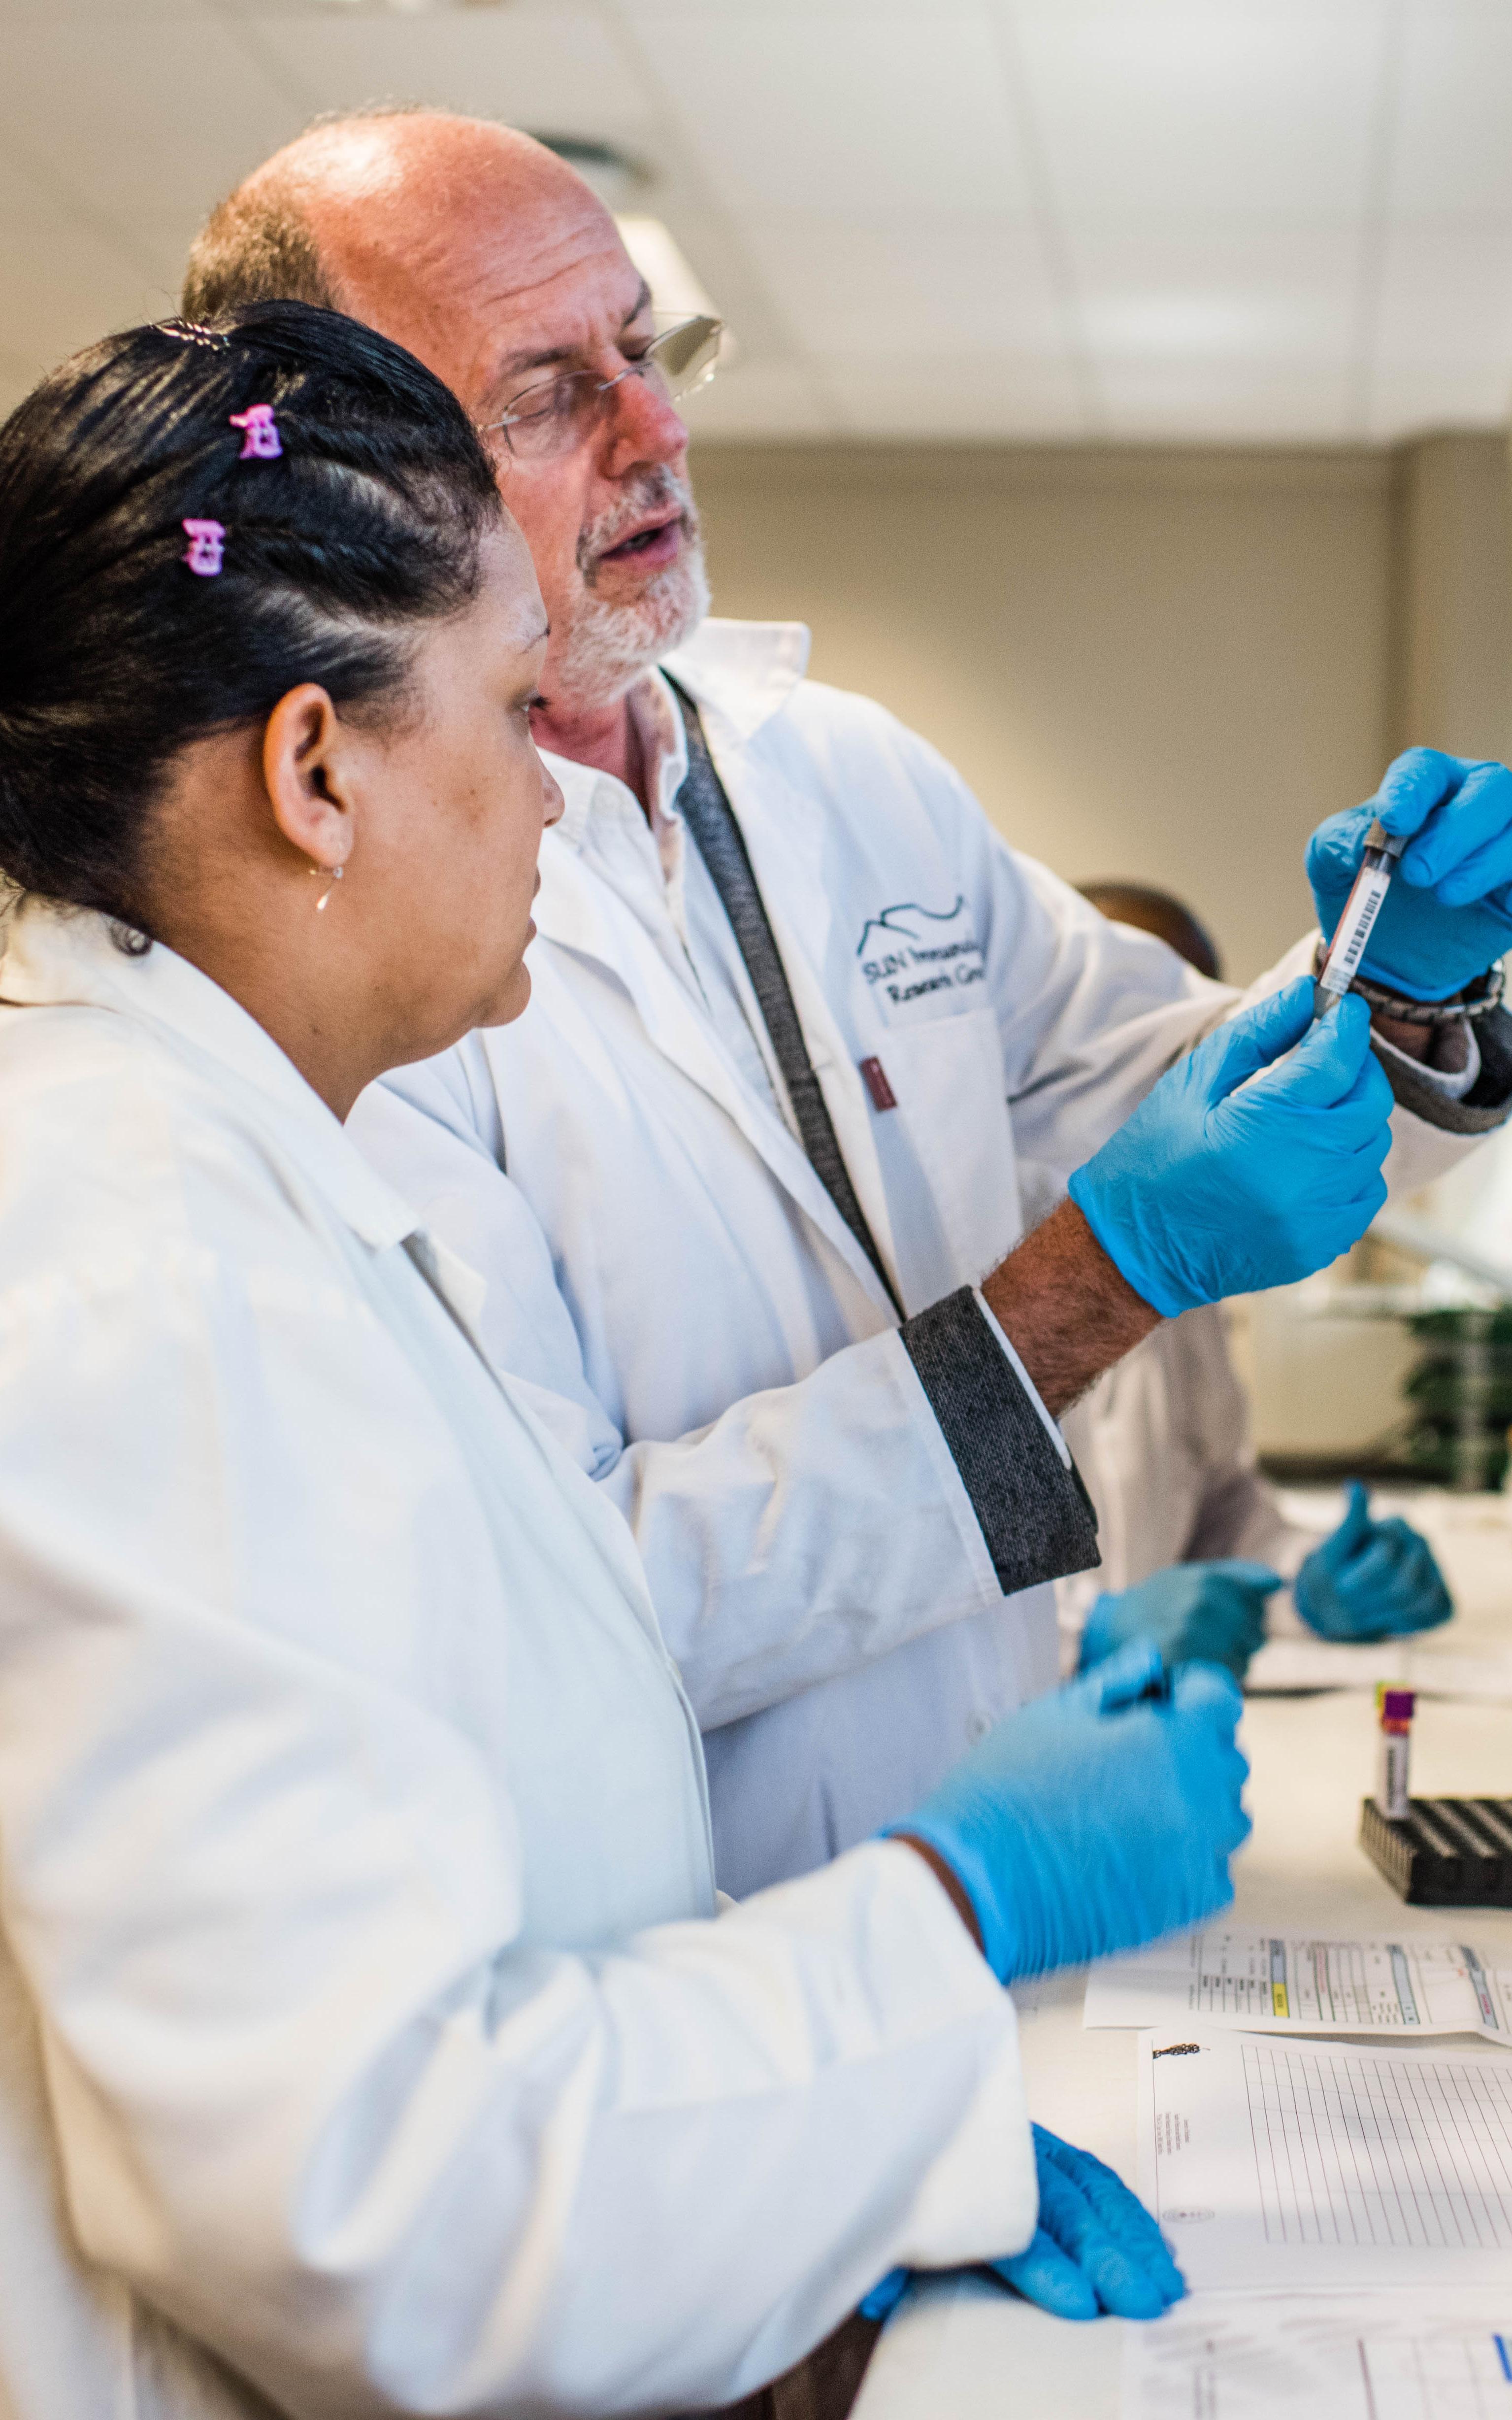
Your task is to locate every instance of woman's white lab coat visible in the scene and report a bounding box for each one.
[0,901,1033,2419]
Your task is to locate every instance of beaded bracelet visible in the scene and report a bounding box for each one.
[1309,944,1506,1024]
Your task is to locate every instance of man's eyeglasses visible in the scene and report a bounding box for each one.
[479,315,724,463]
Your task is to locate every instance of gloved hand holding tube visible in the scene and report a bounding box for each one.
[1308,748,1512,1001]
[1066,977,1392,1317]
[887,1640,1249,1983]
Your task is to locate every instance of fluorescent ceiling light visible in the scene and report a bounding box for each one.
[617,217,720,323]
[1083,294,1307,361]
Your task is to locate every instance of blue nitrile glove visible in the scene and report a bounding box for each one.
[889,1639,1249,1984]
[1067,980,1391,1319]
[1079,1560,1282,1683]
[993,2128,1186,2320]
[860,2127,1186,2326]
[1294,1479,1454,1642]
[1308,748,1512,1000]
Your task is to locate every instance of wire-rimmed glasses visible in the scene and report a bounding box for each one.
[478,314,724,462]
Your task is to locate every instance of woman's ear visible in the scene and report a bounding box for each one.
[262,684,355,875]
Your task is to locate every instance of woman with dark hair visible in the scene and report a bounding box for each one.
[0,304,1248,2419]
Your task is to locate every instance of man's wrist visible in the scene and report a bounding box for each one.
[981,1200,1161,1419]
[1372,1010,1434,1063]
[1309,939,1500,1063]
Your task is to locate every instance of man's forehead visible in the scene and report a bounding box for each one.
[307,142,645,397]
[463,246,651,379]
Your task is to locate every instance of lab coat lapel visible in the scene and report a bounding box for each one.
[696,713,905,1311]
[532,819,901,1318]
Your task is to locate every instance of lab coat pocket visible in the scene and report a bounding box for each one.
[875,1008,1021,1286]
[854,895,987,1029]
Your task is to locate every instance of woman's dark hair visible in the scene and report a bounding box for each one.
[0,300,501,935]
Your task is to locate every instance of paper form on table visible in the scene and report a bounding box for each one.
[1122,2292,1512,2420]
[1246,1635,1512,1701]
[1086,1928,1512,2039]
[1137,2030,1512,2293]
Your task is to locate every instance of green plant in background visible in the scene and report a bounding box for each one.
[1401,1307,1512,1491]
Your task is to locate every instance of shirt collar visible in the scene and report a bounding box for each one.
[661,615,811,740]
[0,898,422,1253]
[542,615,811,861]
[541,670,687,862]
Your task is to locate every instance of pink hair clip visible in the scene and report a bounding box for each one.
[182,518,226,577]
[229,403,281,461]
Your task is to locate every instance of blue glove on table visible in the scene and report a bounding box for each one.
[1080,1559,1282,1682]
[1294,1480,1453,1643]
[890,1640,1249,1983]
[1068,980,1391,1319]
[861,2126,1186,2326]
[1308,748,1512,1000]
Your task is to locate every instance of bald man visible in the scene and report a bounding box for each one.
[183,113,1512,1896]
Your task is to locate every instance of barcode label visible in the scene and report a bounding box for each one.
[1321,866,1391,991]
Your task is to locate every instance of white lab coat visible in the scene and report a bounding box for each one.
[1056,1306,1310,1655]
[349,619,1489,1897]
[0,900,1035,2420]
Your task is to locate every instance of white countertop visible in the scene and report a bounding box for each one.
[852,1681,1512,2420]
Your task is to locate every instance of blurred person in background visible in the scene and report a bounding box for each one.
[185,112,1512,1900]
[1062,882,1455,1684]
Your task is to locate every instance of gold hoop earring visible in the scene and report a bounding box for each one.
[310,863,344,913]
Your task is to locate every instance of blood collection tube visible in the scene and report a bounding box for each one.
[1375,1684,1415,1821]
[1314,819,1406,1016]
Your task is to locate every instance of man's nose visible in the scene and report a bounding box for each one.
[599,366,688,475]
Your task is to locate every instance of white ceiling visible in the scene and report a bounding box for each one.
[3,0,1512,445]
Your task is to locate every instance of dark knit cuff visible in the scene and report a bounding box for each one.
[900,1286,1100,1597]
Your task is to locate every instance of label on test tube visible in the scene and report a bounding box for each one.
[1375,1684,1415,1821]
[1320,865,1393,993]
[1315,819,1406,1012]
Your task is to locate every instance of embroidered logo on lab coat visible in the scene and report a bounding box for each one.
[855,896,986,1022]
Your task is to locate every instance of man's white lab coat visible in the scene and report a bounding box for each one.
[0,902,1035,2420]
[350,620,1505,1897]
[1056,1306,1311,1656]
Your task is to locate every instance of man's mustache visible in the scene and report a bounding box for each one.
[577,471,700,583]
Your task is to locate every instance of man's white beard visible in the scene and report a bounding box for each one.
[549,471,711,710]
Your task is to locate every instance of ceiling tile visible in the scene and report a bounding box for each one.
[629,8,1034,216]
[1389,4,1512,217]
[687,360,839,441]
[615,0,958,15]
[1367,365,1512,441]
[1067,213,1360,371]
[1097,359,1354,441]
[1013,4,1385,218]
[243,7,654,135]
[1371,219,1512,367]
[0,0,203,19]
[732,213,1068,364]
[1,0,1510,445]
[0,19,307,222]
[821,359,1088,438]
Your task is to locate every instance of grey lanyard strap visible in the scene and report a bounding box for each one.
[665,677,902,1317]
